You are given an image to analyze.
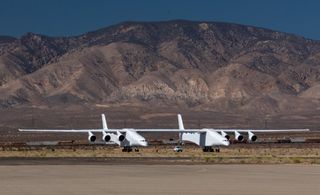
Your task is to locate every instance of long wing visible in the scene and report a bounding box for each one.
[19,113,309,133]
[19,128,309,133]
[18,128,207,133]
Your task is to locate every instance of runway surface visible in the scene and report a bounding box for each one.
[0,164,319,195]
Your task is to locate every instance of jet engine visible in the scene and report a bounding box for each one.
[88,131,96,143]
[118,134,125,142]
[102,133,111,142]
[248,131,257,142]
[234,131,244,142]
[221,131,230,140]
[117,131,125,142]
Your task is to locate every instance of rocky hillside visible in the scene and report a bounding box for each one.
[1,20,320,114]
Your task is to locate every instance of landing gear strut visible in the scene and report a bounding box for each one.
[202,146,220,153]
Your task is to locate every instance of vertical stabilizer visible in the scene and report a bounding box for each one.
[101,114,108,130]
[178,114,184,130]
[178,114,185,145]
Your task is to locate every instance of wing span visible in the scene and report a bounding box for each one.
[18,128,207,133]
[19,128,309,133]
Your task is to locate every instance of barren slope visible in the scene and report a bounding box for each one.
[1,20,320,114]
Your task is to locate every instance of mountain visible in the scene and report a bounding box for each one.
[1,20,320,114]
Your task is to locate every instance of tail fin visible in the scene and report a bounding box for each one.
[178,114,184,130]
[101,114,108,130]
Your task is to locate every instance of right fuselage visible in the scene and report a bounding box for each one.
[182,129,230,147]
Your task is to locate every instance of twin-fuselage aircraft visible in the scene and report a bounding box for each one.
[19,114,309,152]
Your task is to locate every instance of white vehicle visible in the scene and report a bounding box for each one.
[19,114,309,152]
[173,145,183,152]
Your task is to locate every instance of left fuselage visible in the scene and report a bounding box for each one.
[121,129,148,147]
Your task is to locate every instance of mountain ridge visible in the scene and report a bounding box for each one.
[0,20,320,114]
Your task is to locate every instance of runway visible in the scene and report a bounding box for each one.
[0,164,319,195]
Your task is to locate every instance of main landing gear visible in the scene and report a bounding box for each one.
[202,146,220,153]
[121,147,139,152]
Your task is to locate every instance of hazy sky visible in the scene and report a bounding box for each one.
[1,0,320,40]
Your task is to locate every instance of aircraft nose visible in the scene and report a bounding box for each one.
[141,141,148,147]
[221,139,230,146]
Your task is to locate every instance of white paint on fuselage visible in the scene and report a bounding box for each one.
[120,129,148,147]
[182,129,229,147]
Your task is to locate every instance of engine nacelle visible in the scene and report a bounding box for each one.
[117,131,125,142]
[248,131,257,142]
[118,134,125,142]
[88,131,96,143]
[102,133,111,142]
[221,131,230,140]
[234,131,244,142]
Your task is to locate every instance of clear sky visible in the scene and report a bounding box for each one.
[1,0,320,40]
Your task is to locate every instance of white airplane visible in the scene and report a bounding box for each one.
[19,114,309,152]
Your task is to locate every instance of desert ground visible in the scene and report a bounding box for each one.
[0,164,319,195]
[0,106,319,194]
[0,143,319,164]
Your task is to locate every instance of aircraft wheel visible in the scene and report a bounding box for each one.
[203,147,213,152]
